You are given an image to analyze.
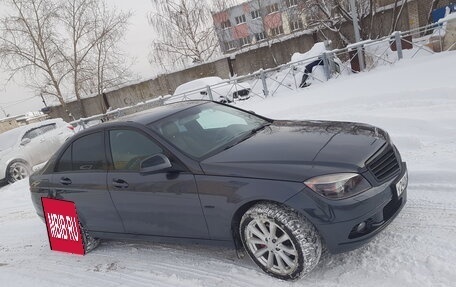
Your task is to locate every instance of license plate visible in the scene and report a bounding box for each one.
[396,172,408,197]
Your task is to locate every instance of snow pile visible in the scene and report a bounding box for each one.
[1,51,456,286]
[290,42,327,63]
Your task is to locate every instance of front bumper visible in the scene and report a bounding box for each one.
[285,162,407,254]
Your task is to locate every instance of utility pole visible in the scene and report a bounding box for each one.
[349,0,365,71]
[40,93,48,107]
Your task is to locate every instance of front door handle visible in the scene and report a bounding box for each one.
[60,177,72,185]
[112,179,129,189]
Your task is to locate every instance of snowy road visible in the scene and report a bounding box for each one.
[1,52,456,286]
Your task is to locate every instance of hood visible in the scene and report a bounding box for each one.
[0,147,14,159]
[200,120,388,182]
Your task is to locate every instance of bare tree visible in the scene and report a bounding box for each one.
[305,0,414,45]
[389,0,408,33]
[0,0,69,109]
[59,0,132,115]
[303,0,372,45]
[148,0,220,71]
[58,0,97,116]
[89,0,133,112]
[427,0,441,25]
[0,0,133,117]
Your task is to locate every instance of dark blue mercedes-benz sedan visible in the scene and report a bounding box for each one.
[30,101,407,280]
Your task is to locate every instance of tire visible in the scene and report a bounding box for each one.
[80,223,100,254]
[7,161,31,184]
[240,202,322,280]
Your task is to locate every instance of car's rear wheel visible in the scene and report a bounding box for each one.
[80,223,100,253]
[240,202,322,280]
[7,161,31,184]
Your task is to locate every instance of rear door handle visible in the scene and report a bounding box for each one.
[60,177,72,185]
[112,179,129,189]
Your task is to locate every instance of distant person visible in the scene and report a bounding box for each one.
[299,58,324,88]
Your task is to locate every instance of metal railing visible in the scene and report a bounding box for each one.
[71,17,456,129]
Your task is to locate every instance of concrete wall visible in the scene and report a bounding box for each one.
[0,119,20,133]
[48,58,232,122]
[231,33,315,75]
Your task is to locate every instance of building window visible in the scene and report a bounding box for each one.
[290,19,303,31]
[266,3,279,14]
[255,32,266,41]
[235,14,246,25]
[285,0,298,8]
[221,20,231,29]
[239,36,251,46]
[270,25,284,36]
[251,10,261,19]
[226,41,237,50]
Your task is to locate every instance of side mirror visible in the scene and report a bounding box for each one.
[139,154,172,173]
[20,138,31,146]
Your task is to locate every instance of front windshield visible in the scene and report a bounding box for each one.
[150,103,270,159]
[0,129,21,151]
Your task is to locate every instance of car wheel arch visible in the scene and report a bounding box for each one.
[230,200,295,253]
[230,199,326,255]
[6,157,29,170]
[6,159,31,182]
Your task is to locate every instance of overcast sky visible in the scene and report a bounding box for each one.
[0,0,155,117]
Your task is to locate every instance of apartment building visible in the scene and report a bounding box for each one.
[212,0,454,54]
[212,0,311,53]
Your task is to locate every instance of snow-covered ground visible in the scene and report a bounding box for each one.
[1,51,456,286]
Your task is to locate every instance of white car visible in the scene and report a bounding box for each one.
[0,118,75,183]
[170,76,251,103]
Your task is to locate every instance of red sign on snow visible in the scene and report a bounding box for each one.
[42,198,85,255]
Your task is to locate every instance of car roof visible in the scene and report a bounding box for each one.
[0,118,65,138]
[115,101,208,126]
[173,77,223,95]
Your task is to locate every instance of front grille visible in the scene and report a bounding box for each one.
[367,146,400,182]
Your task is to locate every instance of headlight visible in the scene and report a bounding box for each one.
[304,173,371,199]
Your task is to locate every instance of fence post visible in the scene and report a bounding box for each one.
[321,52,331,81]
[206,85,213,101]
[394,31,403,60]
[291,65,298,89]
[79,119,86,130]
[260,69,269,97]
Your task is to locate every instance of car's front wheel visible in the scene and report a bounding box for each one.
[7,161,31,184]
[240,202,322,280]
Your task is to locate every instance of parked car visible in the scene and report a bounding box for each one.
[169,76,251,103]
[0,118,75,183]
[30,101,407,280]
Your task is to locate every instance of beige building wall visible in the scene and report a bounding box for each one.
[0,119,19,133]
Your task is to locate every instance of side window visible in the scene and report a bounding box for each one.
[40,123,56,134]
[56,145,72,172]
[72,132,106,171]
[22,127,41,140]
[109,130,163,171]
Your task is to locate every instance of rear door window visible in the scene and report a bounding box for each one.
[55,132,107,172]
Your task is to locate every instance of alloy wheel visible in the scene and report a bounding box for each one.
[244,218,298,276]
[9,163,29,182]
